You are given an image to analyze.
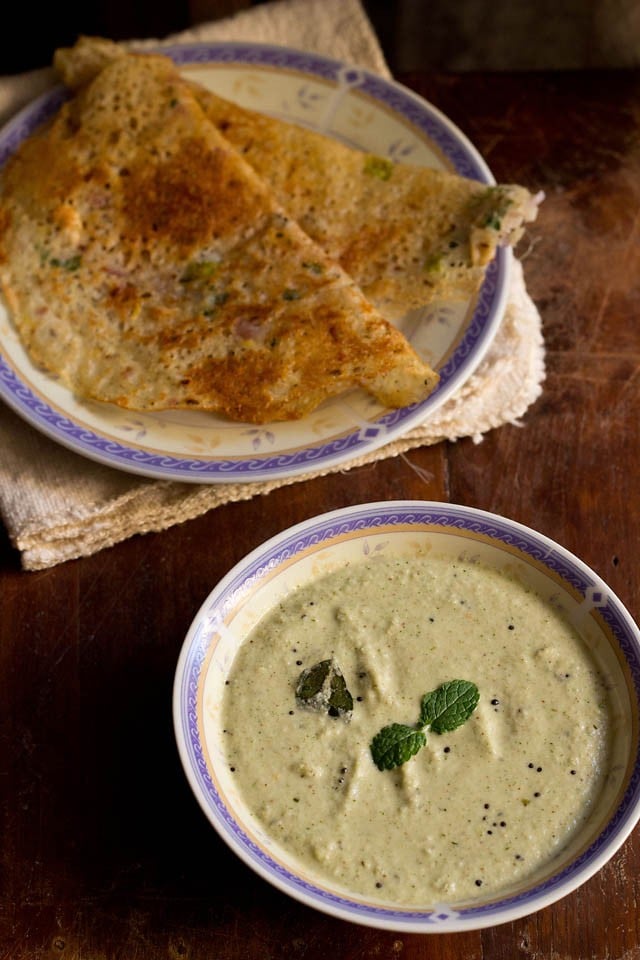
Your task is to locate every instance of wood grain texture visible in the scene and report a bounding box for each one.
[1,70,640,959]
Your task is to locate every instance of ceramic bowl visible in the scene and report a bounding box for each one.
[173,501,640,931]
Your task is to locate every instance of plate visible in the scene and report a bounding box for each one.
[0,43,510,482]
[174,501,640,930]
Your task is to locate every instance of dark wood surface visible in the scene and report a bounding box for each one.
[2,69,640,959]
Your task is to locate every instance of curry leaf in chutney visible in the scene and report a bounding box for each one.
[295,659,353,720]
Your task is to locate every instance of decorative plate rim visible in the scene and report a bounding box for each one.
[0,42,510,483]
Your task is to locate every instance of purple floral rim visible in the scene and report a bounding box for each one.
[174,502,640,929]
[0,43,508,483]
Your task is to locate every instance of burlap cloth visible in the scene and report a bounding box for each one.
[0,0,545,570]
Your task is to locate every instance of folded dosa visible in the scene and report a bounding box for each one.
[57,37,540,319]
[0,49,439,423]
[193,91,538,318]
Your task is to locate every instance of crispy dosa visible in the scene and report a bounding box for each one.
[56,37,540,319]
[0,49,439,423]
[193,92,539,318]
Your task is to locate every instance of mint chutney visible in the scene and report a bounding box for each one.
[221,554,612,904]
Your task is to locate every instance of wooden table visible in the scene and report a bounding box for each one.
[2,69,640,959]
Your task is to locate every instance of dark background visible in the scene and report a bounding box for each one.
[3,0,639,75]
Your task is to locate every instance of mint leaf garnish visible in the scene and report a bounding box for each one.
[295,659,353,720]
[370,680,479,771]
[370,723,426,771]
[420,679,480,734]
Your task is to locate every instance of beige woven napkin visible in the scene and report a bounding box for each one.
[0,0,545,570]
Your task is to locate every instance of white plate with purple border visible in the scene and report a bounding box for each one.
[173,500,640,931]
[0,43,511,483]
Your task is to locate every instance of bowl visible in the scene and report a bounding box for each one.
[173,501,640,931]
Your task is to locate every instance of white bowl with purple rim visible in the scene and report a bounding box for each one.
[173,501,640,931]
